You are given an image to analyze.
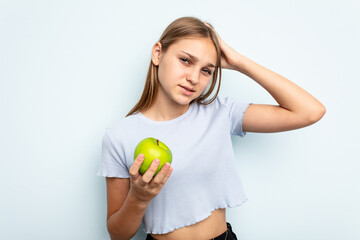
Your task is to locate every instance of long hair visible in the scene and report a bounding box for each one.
[125,16,222,117]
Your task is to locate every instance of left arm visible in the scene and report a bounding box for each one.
[203,21,326,133]
[234,54,326,133]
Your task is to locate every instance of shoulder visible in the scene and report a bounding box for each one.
[196,95,240,111]
[216,95,242,108]
[104,114,140,142]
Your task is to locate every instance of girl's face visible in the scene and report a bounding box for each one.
[152,37,217,106]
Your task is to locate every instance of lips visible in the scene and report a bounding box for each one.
[180,85,195,92]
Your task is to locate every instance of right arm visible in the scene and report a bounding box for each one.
[106,154,173,240]
[106,178,150,240]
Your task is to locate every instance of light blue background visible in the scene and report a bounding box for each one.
[1,0,359,239]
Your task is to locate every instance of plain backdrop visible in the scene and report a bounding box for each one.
[1,0,359,239]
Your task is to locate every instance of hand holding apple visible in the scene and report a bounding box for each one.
[128,151,174,204]
[133,137,172,177]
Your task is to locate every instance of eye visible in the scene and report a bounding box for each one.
[180,57,190,64]
[180,57,212,75]
[203,69,212,75]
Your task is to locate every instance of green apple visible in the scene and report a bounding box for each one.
[133,137,172,177]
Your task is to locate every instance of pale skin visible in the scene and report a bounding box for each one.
[106,23,326,240]
[141,36,218,121]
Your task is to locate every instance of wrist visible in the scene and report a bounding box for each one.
[233,53,250,74]
[128,190,151,208]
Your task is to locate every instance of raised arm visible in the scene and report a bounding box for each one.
[203,21,326,133]
[235,54,326,133]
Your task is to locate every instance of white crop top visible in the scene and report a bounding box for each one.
[96,95,252,234]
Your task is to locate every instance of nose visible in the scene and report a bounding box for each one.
[186,68,200,85]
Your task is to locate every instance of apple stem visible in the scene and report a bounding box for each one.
[156,139,159,145]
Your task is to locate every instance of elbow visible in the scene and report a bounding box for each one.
[107,220,118,240]
[107,220,136,240]
[308,105,326,124]
[107,220,122,240]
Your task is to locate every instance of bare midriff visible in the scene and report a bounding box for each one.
[150,208,227,240]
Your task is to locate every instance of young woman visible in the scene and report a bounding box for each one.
[97,17,326,240]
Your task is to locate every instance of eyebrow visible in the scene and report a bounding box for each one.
[180,51,216,68]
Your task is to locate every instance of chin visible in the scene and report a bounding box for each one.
[172,91,197,105]
[174,97,193,106]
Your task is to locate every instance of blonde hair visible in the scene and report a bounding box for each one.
[125,16,222,117]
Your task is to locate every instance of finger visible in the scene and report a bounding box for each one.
[141,159,160,184]
[129,153,145,180]
[150,162,170,185]
[160,163,173,185]
[150,162,173,187]
[204,22,217,35]
[203,21,212,28]
[203,22,221,41]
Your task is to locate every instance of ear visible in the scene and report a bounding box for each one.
[151,42,162,66]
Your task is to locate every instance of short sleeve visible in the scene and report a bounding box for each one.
[96,128,130,178]
[221,96,252,137]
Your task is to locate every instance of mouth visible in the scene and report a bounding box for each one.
[180,85,195,92]
[179,85,195,96]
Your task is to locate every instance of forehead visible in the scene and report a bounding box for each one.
[169,37,217,66]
